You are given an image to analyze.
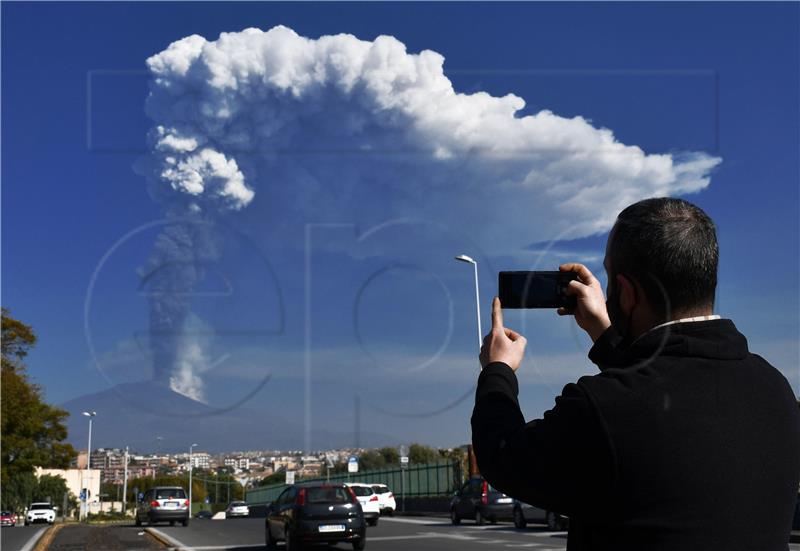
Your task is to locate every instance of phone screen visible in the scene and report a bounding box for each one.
[498,271,578,309]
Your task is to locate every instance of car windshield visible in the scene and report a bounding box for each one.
[30,504,51,510]
[1,511,11,515]
[350,486,373,497]
[230,502,246,507]
[306,487,351,504]
[155,489,186,499]
[372,485,389,493]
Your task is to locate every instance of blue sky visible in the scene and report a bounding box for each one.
[3,2,798,450]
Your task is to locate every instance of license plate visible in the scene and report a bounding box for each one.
[318,524,346,533]
[496,498,513,504]
[164,502,178,508]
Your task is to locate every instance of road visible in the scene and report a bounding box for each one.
[1,525,49,551]
[148,516,570,550]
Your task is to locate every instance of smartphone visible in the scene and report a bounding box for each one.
[498,271,578,309]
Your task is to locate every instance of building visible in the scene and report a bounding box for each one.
[190,453,211,470]
[224,457,250,470]
[35,467,101,505]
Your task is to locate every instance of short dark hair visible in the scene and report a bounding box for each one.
[608,197,718,318]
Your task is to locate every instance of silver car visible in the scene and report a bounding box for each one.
[135,486,189,527]
[226,501,249,518]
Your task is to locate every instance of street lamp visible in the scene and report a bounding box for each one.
[81,411,97,521]
[188,443,198,514]
[454,255,483,351]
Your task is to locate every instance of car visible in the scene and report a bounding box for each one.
[370,485,396,516]
[265,482,366,550]
[345,483,380,526]
[450,477,514,525]
[25,503,55,525]
[512,500,569,531]
[1,511,16,527]
[135,486,189,527]
[226,501,249,518]
[195,510,213,519]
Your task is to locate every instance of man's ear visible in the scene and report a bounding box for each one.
[615,273,638,315]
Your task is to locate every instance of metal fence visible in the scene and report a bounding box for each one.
[246,460,461,505]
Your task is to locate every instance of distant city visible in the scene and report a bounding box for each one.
[73,446,431,489]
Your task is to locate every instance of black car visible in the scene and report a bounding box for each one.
[266,483,366,550]
[512,501,569,531]
[450,477,514,525]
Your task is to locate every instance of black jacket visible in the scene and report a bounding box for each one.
[471,319,800,550]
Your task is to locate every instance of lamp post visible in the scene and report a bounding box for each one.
[188,443,198,515]
[81,411,97,521]
[454,255,483,351]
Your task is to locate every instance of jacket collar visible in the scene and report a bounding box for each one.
[589,319,749,370]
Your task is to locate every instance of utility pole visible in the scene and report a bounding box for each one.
[122,446,129,514]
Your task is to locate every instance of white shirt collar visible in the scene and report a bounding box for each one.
[650,314,721,333]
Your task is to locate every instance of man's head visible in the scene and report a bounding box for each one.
[603,197,718,340]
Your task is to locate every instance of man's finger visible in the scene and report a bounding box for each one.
[560,263,596,285]
[492,296,504,329]
[504,327,521,340]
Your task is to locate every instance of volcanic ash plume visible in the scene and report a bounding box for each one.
[135,25,722,399]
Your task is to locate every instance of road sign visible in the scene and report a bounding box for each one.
[400,456,409,469]
[348,455,359,473]
[285,470,295,485]
[80,489,86,501]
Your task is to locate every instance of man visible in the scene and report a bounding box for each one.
[472,197,800,550]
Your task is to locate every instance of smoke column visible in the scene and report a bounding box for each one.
[135,25,721,399]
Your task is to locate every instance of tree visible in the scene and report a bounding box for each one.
[1,309,77,509]
[408,443,441,464]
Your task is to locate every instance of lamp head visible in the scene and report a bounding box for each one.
[82,411,97,417]
[454,254,476,264]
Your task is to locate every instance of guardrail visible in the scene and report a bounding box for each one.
[246,460,462,506]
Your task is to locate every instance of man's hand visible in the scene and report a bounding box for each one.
[557,263,611,342]
[480,297,527,371]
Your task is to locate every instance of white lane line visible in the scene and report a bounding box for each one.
[368,535,447,541]
[145,527,190,550]
[378,517,444,525]
[147,527,263,551]
[19,527,47,551]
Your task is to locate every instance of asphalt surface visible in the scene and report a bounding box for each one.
[46,523,164,551]
[1,525,49,551]
[147,515,571,550]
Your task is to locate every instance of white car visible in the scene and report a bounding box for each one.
[25,503,55,525]
[225,501,249,518]
[345,483,380,526]
[370,484,396,515]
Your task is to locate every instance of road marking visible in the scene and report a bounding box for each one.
[19,527,47,551]
[378,517,444,525]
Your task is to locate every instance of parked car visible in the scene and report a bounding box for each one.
[345,483,380,526]
[512,500,569,531]
[135,486,189,527]
[195,510,213,519]
[226,501,250,518]
[370,485,396,516]
[265,482,366,550]
[1,511,16,527]
[25,503,55,525]
[450,477,514,525]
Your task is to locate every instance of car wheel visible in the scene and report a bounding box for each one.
[135,516,142,527]
[367,517,378,527]
[285,525,303,551]
[352,528,366,550]
[475,509,485,526]
[450,508,461,525]
[513,507,527,529]
[546,511,561,531]
[489,517,497,524]
[265,524,277,550]
[169,521,175,526]
[182,519,189,527]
